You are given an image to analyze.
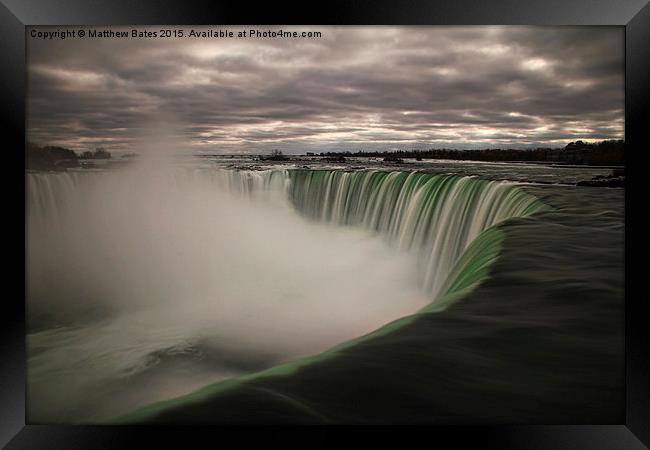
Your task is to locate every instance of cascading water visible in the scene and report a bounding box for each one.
[26,165,549,423]
[287,169,548,300]
[29,168,547,307]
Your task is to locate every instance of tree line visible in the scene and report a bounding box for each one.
[27,142,112,170]
[312,140,624,166]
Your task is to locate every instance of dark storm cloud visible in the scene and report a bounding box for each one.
[27,26,624,153]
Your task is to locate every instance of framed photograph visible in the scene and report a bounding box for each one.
[2,0,648,447]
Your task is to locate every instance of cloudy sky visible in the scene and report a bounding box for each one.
[27,26,624,154]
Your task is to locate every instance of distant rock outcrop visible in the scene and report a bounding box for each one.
[577,168,625,187]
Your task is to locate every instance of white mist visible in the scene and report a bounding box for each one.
[27,159,429,422]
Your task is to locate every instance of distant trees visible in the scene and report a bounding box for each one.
[262,149,290,161]
[27,142,114,170]
[566,140,624,165]
[316,140,624,166]
[27,142,79,170]
[79,148,112,159]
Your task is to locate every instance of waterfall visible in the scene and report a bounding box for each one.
[286,169,549,300]
[27,168,288,221]
[27,167,549,308]
[27,166,553,423]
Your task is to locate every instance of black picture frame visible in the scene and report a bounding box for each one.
[2,0,648,448]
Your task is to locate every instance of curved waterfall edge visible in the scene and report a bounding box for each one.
[116,223,511,423]
[116,171,550,423]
